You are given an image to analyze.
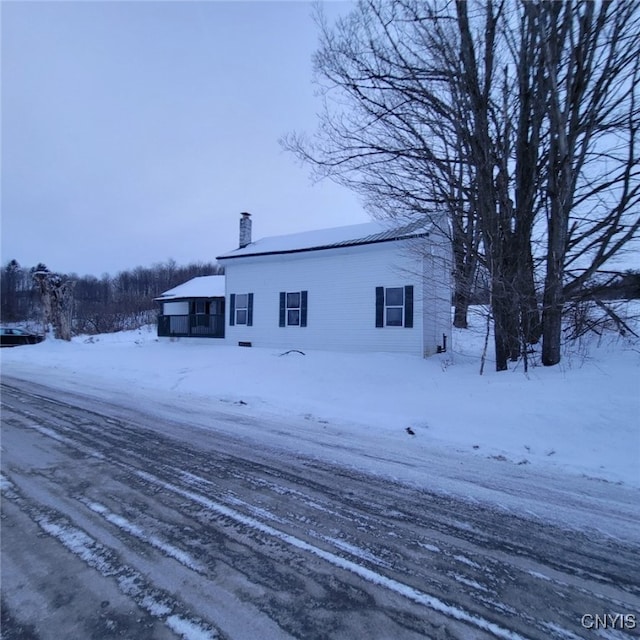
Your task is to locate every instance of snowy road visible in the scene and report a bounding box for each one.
[1,378,639,640]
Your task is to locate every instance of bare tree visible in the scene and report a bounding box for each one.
[285,0,542,369]
[284,0,485,331]
[284,0,639,370]
[535,0,640,365]
[33,269,75,341]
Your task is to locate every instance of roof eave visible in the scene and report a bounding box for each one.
[154,294,224,301]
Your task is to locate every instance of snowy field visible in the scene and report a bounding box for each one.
[2,306,638,493]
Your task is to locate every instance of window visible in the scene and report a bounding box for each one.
[235,294,248,325]
[287,292,300,325]
[229,293,253,326]
[385,287,404,326]
[375,286,413,328]
[279,291,308,327]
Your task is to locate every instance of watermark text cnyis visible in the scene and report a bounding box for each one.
[581,613,636,631]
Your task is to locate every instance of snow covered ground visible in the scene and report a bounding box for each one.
[2,305,638,491]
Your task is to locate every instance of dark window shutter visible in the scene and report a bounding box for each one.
[375,287,384,327]
[229,294,235,326]
[247,293,253,326]
[279,292,286,327]
[300,290,308,327]
[404,285,414,328]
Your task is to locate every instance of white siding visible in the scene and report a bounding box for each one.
[222,239,447,356]
[163,301,189,315]
[421,230,453,356]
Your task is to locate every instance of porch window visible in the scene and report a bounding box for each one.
[279,291,308,327]
[375,286,413,328]
[229,293,253,326]
[192,300,209,327]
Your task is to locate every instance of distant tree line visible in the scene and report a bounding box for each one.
[0,258,223,338]
[469,267,640,305]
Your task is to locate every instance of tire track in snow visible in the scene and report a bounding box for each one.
[0,473,224,640]
[36,407,640,618]
[12,415,529,640]
[134,469,530,640]
[78,498,206,574]
[3,382,638,640]
[3,392,539,638]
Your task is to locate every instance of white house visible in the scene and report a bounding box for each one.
[213,213,451,357]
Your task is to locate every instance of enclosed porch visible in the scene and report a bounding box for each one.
[155,275,226,339]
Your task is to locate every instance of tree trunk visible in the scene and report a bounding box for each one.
[452,239,474,329]
[541,298,563,366]
[515,239,542,345]
[542,242,565,366]
[492,295,511,372]
[54,280,75,341]
[490,267,516,371]
[453,291,469,329]
[503,263,522,362]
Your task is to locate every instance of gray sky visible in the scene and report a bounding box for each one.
[1,0,365,277]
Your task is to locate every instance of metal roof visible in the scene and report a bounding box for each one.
[216,218,431,261]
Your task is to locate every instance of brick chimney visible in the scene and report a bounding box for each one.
[239,212,252,248]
